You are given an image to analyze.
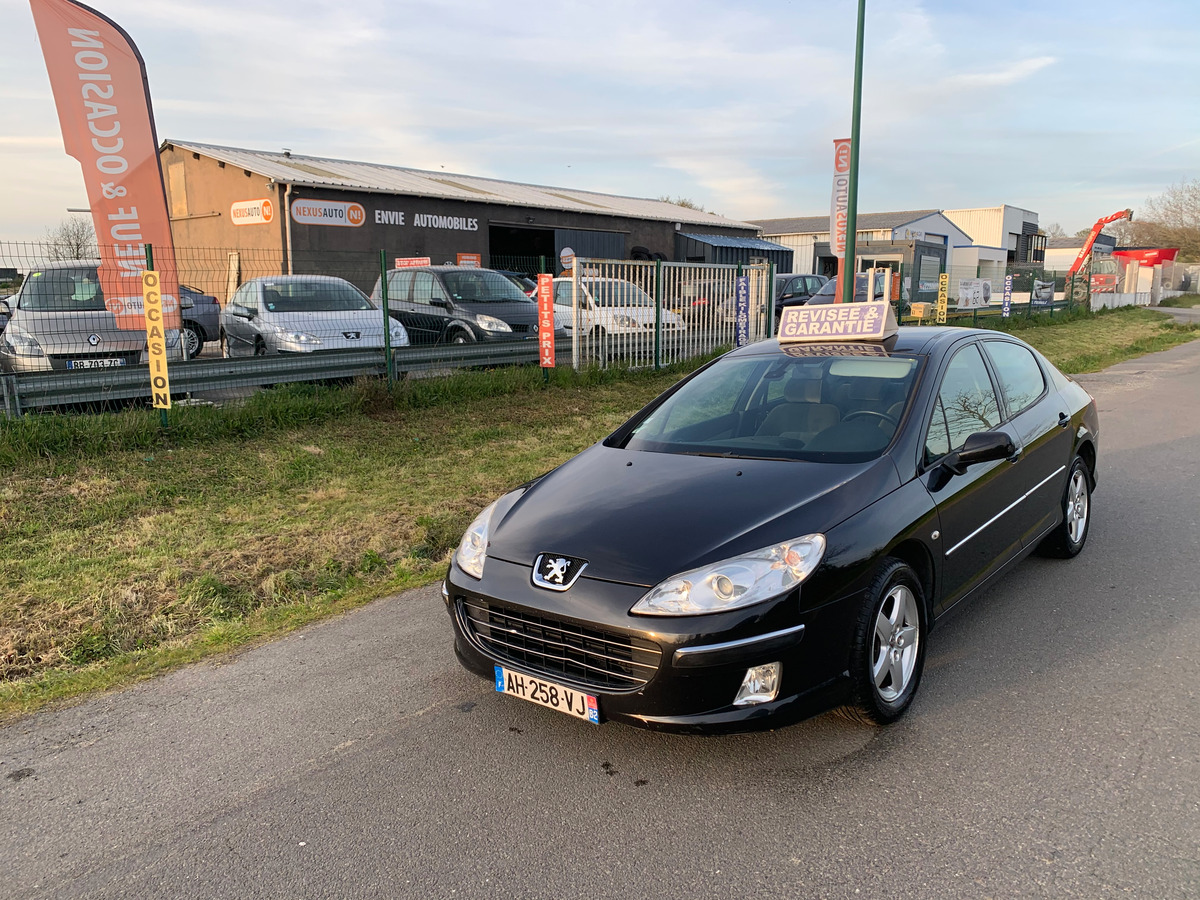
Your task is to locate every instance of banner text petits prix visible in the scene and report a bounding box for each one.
[69,28,147,280]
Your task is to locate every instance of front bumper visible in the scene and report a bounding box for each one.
[444,557,854,734]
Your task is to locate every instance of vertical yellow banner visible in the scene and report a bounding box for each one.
[142,270,171,409]
[936,272,949,324]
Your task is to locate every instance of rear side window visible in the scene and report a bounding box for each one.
[925,343,1002,462]
[983,341,1046,417]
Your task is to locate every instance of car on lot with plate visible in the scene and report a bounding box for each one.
[370,266,544,344]
[0,260,182,374]
[442,315,1099,733]
[220,275,408,357]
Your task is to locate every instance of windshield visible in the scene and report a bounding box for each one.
[811,275,882,302]
[615,352,921,462]
[442,271,534,303]
[585,280,655,307]
[19,267,109,312]
[260,280,374,313]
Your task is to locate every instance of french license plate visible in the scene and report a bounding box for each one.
[494,665,599,723]
[67,358,126,369]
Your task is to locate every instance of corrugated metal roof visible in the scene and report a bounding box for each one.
[165,139,757,231]
[679,233,792,251]
[749,210,941,236]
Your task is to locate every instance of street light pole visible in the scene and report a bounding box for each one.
[841,0,867,305]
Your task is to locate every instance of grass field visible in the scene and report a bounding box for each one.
[1,305,1196,719]
[1157,293,1200,308]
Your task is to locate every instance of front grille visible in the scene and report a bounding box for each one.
[508,323,533,334]
[458,597,661,692]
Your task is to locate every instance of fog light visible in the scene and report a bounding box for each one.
[733,662,781,707]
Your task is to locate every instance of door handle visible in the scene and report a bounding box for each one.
[1058,412,1070,429]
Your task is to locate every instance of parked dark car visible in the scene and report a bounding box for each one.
[803,273,886,306]
[370,266,544,344]
[495,270,538,297]
[443,326,1098,734]
[179,284,220,358]
[773,273,829,318]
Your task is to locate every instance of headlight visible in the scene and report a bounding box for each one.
[454,499,501,579]
[389,322,410,347]
[631,534,826,616]
[615,315,637,328]
[2,324,44,357]
[475,314,512,333]
[274,326,320,346]
[164,328,181,349]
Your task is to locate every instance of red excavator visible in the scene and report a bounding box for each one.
[1067,208,1133,300]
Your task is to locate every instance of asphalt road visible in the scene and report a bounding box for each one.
[3,341,1199,900]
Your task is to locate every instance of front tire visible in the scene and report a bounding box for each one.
[837,558,927,726]
[1037,456,1092,558]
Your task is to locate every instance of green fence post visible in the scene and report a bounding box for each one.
[144,243,168,429]
[539,255,546,276]
[767,262,777,337]
[379,250,394,388]
[654,258,662,371]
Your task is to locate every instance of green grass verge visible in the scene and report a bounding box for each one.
[1,307,1197,720]
[1157,293,1200,308]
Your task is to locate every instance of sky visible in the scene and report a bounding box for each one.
[2,0,1198,242]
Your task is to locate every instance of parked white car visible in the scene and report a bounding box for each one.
[550,277,686,338]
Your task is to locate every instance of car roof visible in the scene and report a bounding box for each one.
[27,259,101,271]
[725,325,983,361]
[245,275,356,284]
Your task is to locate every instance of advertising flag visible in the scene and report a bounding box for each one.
[829,138,851,259]
[29,0,180,332]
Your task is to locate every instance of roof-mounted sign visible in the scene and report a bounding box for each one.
[778,300,898,343]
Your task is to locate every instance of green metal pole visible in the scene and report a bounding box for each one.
[144,244,168,429]
[841,0,867,304]
[768,262,777,336]
[379,250,394,388]
[653,258,662,371]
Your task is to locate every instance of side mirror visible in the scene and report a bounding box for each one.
[942,431,1016,476]
[180,295,195,310]
[0,299,10,315]
[228,303,255,320]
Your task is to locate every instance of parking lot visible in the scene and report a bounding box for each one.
[2,341,1198,899]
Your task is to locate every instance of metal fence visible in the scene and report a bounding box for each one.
[0,241,765,417]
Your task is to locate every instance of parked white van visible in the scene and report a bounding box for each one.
[550,277,686,339]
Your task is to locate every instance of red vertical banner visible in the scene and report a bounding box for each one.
[537,274,555,368]
[29,0,180,331]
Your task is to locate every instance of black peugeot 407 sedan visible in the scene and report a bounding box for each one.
[443,326,1099,733]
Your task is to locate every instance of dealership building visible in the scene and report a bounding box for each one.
[159,140,792,299]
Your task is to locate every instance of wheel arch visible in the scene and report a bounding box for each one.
[1075,438,1098,489]
[884,538,936,629]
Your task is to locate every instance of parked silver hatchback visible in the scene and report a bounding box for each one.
[0,260,182,374]
[221,275,409,356]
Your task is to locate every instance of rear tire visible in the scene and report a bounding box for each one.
[182,323,204,359]
[1036,456,1092,558]
[836,558,927,726]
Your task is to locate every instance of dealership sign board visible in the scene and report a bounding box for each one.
[291,198,365,227]
[778,300,898,343]
[394,257,431,268]
[29,0,181,333]
[830,138,851,259]
[231,198,274,226]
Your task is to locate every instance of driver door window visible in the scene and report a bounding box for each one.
[925,343,1001,464]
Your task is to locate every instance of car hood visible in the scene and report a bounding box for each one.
[9,309,147,352]
[260,309,391,336]
[485,444,899,587]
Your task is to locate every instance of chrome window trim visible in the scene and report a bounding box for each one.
[945,465,1067,557]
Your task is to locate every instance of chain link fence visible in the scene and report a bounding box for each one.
[0,242,768,417]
